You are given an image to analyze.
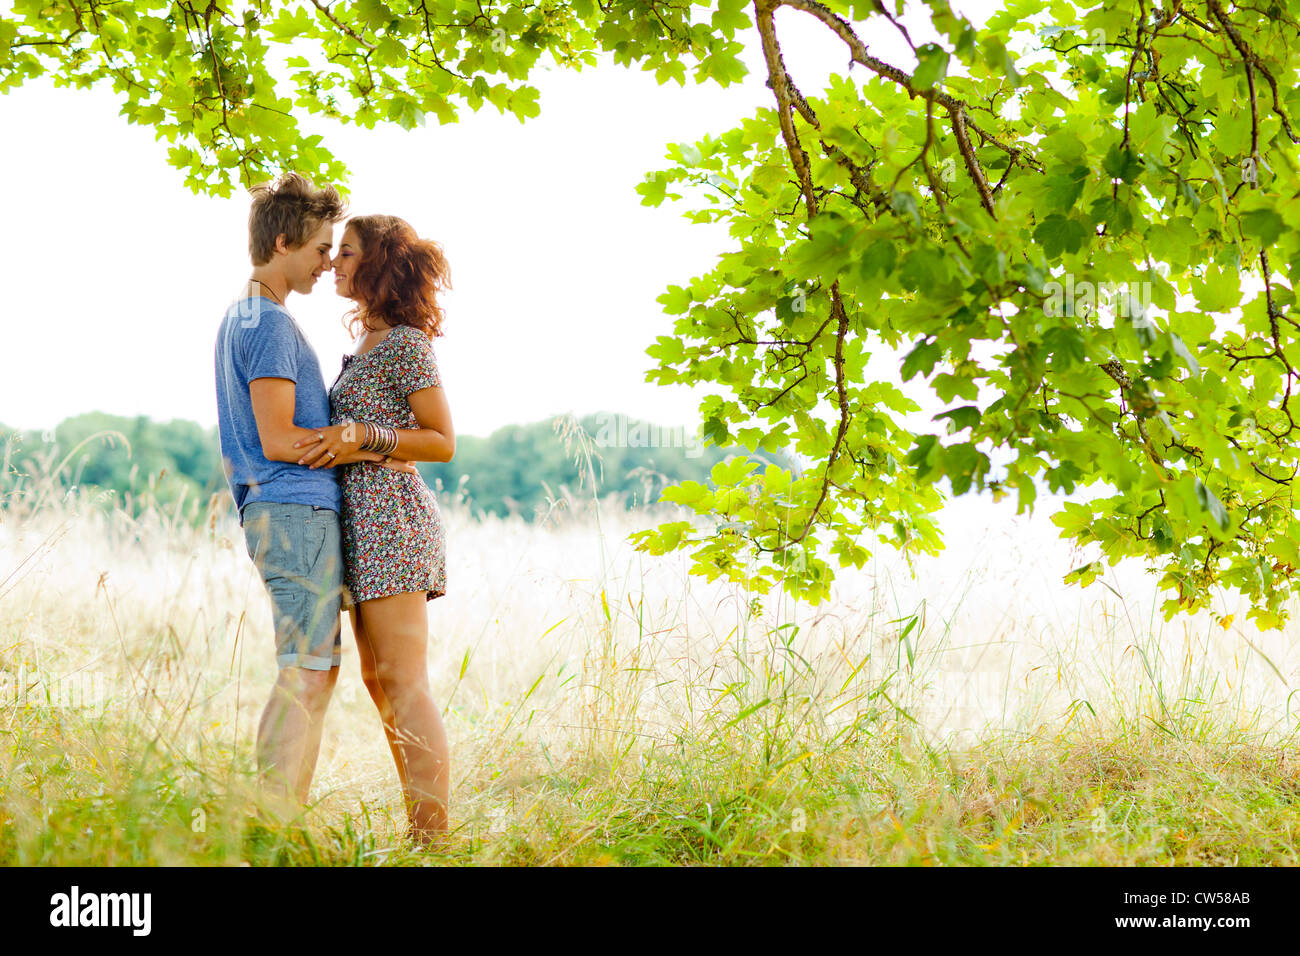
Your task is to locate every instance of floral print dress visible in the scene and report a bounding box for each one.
[329,323,446,605]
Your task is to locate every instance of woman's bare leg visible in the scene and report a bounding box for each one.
[349,607,410,798]
[357,593,450,841]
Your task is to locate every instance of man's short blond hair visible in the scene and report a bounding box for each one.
[247,172,347,266]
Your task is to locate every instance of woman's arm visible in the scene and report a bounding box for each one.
[389,384,455,463]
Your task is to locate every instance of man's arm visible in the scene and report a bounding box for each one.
[249,377,380,465]
[294,385,453,467]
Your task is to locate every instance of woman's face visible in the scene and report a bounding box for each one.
[332,225,362,300]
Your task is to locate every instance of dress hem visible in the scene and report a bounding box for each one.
[344,586,443,608]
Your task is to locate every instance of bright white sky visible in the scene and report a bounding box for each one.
[0,2,998,441]
[5,4,1259,619]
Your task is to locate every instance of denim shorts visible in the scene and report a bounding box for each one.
[241,502,343,671]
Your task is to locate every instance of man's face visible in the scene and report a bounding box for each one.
[277,219,335,295]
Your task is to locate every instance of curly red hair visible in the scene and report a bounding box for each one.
[342,214,451,339]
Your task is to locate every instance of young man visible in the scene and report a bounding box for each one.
[214,171,371,808]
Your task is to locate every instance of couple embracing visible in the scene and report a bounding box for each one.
[214,172,453,845]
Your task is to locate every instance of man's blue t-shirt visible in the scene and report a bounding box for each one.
[214,295,341,522]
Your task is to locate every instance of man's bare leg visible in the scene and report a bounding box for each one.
[257,666,338,809]
[296,665,339,801]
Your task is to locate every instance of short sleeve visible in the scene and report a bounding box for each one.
[384,326,441,395]
[240,306,299,383]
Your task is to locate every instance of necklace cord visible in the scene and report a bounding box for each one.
[250,277,285,305]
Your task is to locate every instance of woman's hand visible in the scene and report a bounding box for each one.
[351,449,420,474]
[292,424,370,468]
[293,428,421,473]
[373,454,420,475]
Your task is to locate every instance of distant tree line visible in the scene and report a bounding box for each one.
[0,411,799,522]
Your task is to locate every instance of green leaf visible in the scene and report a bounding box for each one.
[980,35,1020,86]
[1195,478,1230,532]
[1042,326,1087,368]
[1063,562,1102,586]
[1088,196,1134,233]
[1033,214,1088,257]
[636,174,668,206]
[1043,172,1086,212]
[860,239,897,279]
[703,417,730,447]
[659,285,692,314]
[676,141,703,166]
[913,44,950,90]
[1241,208,1285,246]
[907,434,941,479]
[1168,331,1201,376]
[1102,143,1142,183]
[943,442,985,494]
[1149,513,1174,552]
[890,191,922,228]
[898,247,946,291]
[901,339,942,380]
[934,405,981,433]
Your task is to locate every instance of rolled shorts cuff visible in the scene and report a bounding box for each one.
[276,649,343,671]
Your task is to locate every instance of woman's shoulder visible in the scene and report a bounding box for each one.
[379,323,441,392]
[383,323,435,354]
[388,323,431,343]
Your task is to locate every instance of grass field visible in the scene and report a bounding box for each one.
[2,459,1299,866]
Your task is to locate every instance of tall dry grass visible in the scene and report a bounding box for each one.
[2,428,1299,865]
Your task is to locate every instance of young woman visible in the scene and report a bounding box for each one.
[292,214,455,845]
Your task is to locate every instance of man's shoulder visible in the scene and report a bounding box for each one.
[226,296,295,328]
[218,298,300,347]
[217,299,307,387]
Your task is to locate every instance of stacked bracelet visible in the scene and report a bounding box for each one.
[360,421,399,456]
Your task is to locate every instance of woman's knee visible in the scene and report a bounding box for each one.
[374,668,431,709]
[360,669,388,708]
